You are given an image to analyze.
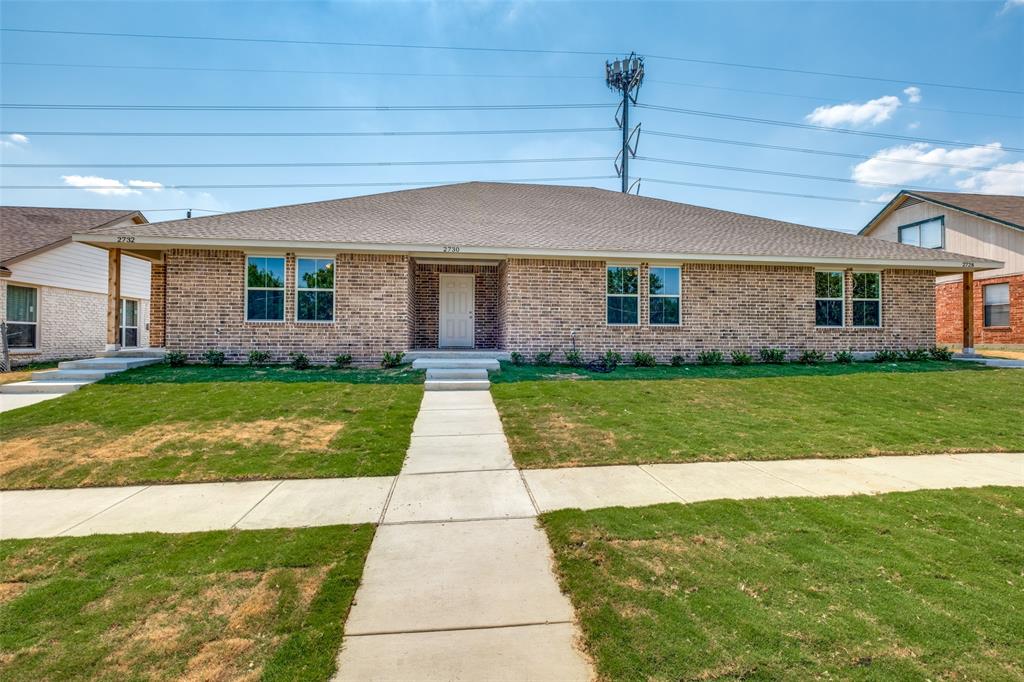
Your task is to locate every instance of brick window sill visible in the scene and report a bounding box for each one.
[983,326,1012,331]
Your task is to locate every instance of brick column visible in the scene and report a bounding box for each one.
[149,261,167,348]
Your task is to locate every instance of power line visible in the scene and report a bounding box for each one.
[642,177,886,206]
[637,156,968,192]
[0,175,619,190]
[0,102,610,112]
[2,27,1019,95]
[643,130,1024,174]
[0,126,616,138]
[638,103,1024,153]
[1,156,612,169]
[5,60,1017,120]
[140,207,225,213]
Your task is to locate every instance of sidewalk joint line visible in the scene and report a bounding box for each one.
[739,461,819,495]
[637,465,690,503]
[377,471,402,525]
[403,466,518,476]
[231,480,285,529]
[380,514,539,527]
[517,469,542,516]
[345,619,574,637]
[56,484,151,537]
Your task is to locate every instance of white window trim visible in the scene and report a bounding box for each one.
[852,271,882,328]
[295,256,336,324]
[6,282,40,352]
[814,270,845,328]
[244,254,287,323]
[606,264,640,327]
[983,282,1011,328]
[649,265,682,327]
[898,217,945,250]
[120,297,141,347]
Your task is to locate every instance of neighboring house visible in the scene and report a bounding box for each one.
[860,191,1024,347]
[72,182,1000,365]
[1,207,152,366]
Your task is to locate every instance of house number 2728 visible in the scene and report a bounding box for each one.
[443,246,461,253]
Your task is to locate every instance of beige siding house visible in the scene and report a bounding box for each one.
[860,191,1023,346]
[73,183,1000,365]
[1,207,152,366]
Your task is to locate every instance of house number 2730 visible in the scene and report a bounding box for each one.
[443,246,461,253]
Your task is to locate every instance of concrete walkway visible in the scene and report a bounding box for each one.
[333,390,594,681]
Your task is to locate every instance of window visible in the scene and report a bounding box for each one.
[246,256,285,321]
[815,271,844,327]
[296,257,334,322]
[898,217,944,249]
[852,272,881,327]
[649,266,680,325]
[5,285,37,349]
[984,283,1010,327]
[121,299,139,347]
[607,266,639,325]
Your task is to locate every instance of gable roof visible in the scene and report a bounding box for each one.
[860,190,1024,236]
[1,206,146,266]
[78,182,997,272]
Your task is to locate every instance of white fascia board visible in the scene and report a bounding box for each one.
[72,232,1003,273]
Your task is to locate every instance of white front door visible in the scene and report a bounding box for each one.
[439,274,475,347]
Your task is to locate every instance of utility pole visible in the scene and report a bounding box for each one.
[605,53,644,194]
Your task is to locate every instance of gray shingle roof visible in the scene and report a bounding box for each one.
[904,191,1024,231]
[2,206,143,264]
[87,182,983,265]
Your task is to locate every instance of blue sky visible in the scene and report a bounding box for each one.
[1,0,1021,231]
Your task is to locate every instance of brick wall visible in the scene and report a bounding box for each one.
[411,262,499,349]
[500,259,936,362]
[2,281,108,365]
[164,249,411,365]
[936,273,1024,345]
[149,262,166,347]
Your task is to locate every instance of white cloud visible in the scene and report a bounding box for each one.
[128,179,164,191]
[1,133,30,148]
[955,161,1024,194]
[61,175,165,196]
[907,121,921,130]
[903,86,922,103]
[852,142,1006,186]
[806,95,902,127]
[1000,0,1024,13]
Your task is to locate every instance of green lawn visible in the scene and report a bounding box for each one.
[543,488,1024,681]
[104,363,424,385]
[0,525,373,681]
[492,364,1024,468]
[1,368,423,489]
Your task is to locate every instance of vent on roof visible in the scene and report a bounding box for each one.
[901,197,923,208]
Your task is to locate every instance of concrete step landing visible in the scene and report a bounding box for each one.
[58,357,164,371]
[424,379,491,391]
[413,358,500,371]
[0,380,92,394]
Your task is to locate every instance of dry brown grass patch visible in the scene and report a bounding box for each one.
[0,581,29,604]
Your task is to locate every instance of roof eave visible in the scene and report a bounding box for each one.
[860,191,1024,235]
[72,232,1002,274]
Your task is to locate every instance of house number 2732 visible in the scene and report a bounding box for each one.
[443,246,461,253]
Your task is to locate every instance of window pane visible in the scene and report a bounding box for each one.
[316,291,334,321]
[816,299,843,327]
[6,322,36,348]
[899,225,920,247]
[853,273,880,299]
[247,290,284,321]
[920,219,943,249]
[650,297,680,325]
[984,285,1010,327]
[607,296,638,324]
[853,300,880,327]
[815,271,842,298]
[122,327,139,347]
[607,267,638,295]
[298,258,334,289]
[6,285,36,322]
[247,256,285,288]
[649,267,679,296]
[122,299,138,327]
[984,283,1009,306]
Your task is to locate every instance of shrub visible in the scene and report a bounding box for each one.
[834,350,855,364]
[697,350,723,366]
[564,349,584,367]
[534,351,553,366]
[730,350,752,366]
[670,354,686,367]
[509,351,525,366]
[166,350,187,367]
[247,350,270,367]
[289,352,311,370]
[202,349,226,367]
[873,349,900,363]
[758,347,787,364]
[381,351,405,368]
[930,346,954,362]
[632,351,657,367]
[901,347,930,362]
[333,354,353,369]
[798,349,826,365]
[587,350,622,373]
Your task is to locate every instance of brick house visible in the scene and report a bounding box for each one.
[1,207,152,366]
[860,191,1023,349]
[72,183,1000,365]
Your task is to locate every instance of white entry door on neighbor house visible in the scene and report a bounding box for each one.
[439,274,475,347]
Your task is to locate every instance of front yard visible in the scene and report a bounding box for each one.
[0,366,423,490]
[0,524,373,681]
[492,363,1024,468]
[543,487,1024,681]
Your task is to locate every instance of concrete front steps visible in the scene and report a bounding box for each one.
[410,350,508,391]
[0,350,166,395]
